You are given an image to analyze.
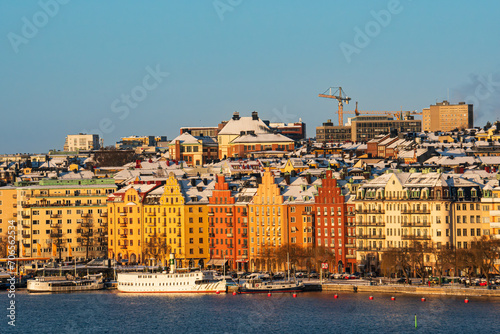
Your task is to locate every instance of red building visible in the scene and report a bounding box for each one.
[208,175,249,271]
[314,169,356,274]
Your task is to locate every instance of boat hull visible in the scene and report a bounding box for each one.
[239,286,305,294]
[27,281,104,293]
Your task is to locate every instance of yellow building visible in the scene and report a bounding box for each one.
[280,158,308,174]
[0,186,18,242]
[475,125,500,142]
[17,179,115,260]
[107,182,159,264]
[422,101,473,132]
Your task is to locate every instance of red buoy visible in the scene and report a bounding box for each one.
[421,297,426,302]
[334,294,339,299]
[369,296,374,300]
[268,292,272,297]
[232,291,237,296]
[391,296,396,301]
[465,298,469,304]
[293,293,297,298]
[216,291,220,294]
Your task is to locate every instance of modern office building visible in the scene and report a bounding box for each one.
[422,101,473,132]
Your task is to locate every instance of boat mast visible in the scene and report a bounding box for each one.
[287,253,290,282]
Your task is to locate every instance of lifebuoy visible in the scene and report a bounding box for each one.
[255,284,260,287]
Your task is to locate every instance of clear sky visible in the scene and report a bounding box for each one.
[1,0,500,154]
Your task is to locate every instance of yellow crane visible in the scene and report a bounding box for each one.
[318,87,351,126]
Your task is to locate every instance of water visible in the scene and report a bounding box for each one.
[1,290,499,333]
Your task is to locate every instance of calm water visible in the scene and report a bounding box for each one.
[1,290,499,333]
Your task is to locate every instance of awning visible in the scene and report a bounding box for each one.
[206,259,228,266]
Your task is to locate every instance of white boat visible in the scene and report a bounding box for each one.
[27,273,104,293]
[117,254,227,293]
[117,270,227,293]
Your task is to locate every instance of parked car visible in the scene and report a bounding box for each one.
[396,277,407,284]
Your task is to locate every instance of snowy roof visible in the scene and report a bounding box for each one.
[218,116,271,135]
[230,133,293,144]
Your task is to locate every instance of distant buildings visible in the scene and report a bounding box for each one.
[316,116,422,143]
[64,134,100,152]
[268,120,307,141]
[116,136,168,149]
[168,132,218,166]
[423,101,473,132]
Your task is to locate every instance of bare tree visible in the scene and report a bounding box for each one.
[94,146,136,167]
[0,234,8,258]
[473,236,500,285]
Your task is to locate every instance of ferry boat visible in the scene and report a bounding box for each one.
[27,273,104,293]
[117,270,227,293]
[117,255,227,293]
[238,278,305,294]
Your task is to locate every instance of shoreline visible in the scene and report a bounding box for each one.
[319,282,500,298]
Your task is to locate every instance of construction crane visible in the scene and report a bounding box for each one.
[343,102,422,120]
[318,87,351,126]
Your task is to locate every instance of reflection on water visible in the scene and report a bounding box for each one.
[3,291,499,333]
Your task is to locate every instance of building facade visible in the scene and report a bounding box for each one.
[422,101,473,132]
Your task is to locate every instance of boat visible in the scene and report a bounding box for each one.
[117,254,227,293]
[238,253,304,293]
[238,278,305,293]
[27,273,104,293]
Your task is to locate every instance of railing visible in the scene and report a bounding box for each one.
[402,235,431,240]
[241,244,248,249]
[241,233,248,238]
[100,222,108,227]
[49,232,62,238]
[226,223,233,227]
[50,214,61,218]
[346,243,356,248]
[226,212,233,216]
[357,234,386,239]
[81,213,92,218]
[302,211,314,215]
[346,254,356,259]
[119,212,127,216]
[241,211,248,217]
[356,221,385,226]
[120,245,128,249]
[402,222,429,227]
[119,234,128,239]
[356,209,385,214]
[22,233,31,238]
[50,223,61,228]
[401,209,430,215]
[227,233,233,238]
[147,212,156,216]
[100,212,108,217]
[119,222,127,227]
[22,213,30,219]
[22,222,31,228]
[208,212,214,216]
[357,247,383,252]
[209,233,215,238]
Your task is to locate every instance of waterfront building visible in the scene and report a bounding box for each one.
[0,186,18,240]
[17,178,115,260]
[107,182,160,264]
[314,169,356,274]
[208,175,250,271]
[422,101,473,132]
[63,134,100,152]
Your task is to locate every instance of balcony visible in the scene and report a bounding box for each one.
[209,233,215,238]
[81,213,92,218]
[241,211,247,217]
[50,232,62,238]
[241,233,248,238]
[227,233,233,238]
[100,221,108,227]
[346,254,356,259]
[100,212,108,218]
[208,212,214,216]
[159,233,167,238]
[226,212,233,216]
[241,244,248,249]
[346,243,356,248]
[22,222,31,228]
[147,212,156,216]
[402,222,429,227]
[80,231,93,238]
[401,209,430,215]
[301,211,314,215]
[119,222,127,228]
[241,222,248,227]
[81,222,91,228]
[119,245,128,250]
[357,234,386,239]
[226,223,233,227]
[21,213,30,219]
[356,221,385,227]
[402,235,430,241]
[119,212,127,216]
[119,234,128,239]
[147,222,157,227]
[22,233,31,238]
[50,214,61,219]
[356,209,385,214]
[209,222,214,227]
[99,231,107,237]
[50,223,61,228]
[357,247,383,252]
[176,233,181,237]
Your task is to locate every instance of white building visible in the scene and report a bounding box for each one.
[64,134,100,152]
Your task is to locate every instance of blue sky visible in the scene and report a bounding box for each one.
[1,0,500,154]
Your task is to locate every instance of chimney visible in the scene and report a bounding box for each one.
[252,111,258,120]
[190,179,196,186]
[232,112,240,120]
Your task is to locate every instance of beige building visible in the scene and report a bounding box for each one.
[64,134,100,152]
[422,101,473,132]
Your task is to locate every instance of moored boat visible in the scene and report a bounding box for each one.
[27,273,104,293]
[238,278,305,293]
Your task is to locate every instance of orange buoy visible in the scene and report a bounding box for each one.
[465,298,469,303]
[391,296,396,301]
[421,297,426,302]
[293,293,297,298]
[369,296,374,300]
[334,294,339,299]
[268,292,272,297]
